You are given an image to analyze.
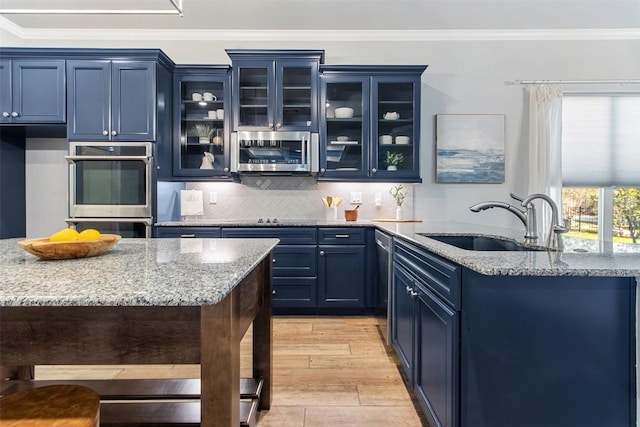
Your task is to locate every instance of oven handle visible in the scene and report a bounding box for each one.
[65,155,151,164]
[65,218,152,226]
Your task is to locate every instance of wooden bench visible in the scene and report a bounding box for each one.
[0,384,100,427]
[1,378,262,427]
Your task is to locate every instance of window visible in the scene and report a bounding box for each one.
[561,94,640,246]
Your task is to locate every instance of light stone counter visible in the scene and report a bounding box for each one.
[156,220,640,277]
[0,238,278,307]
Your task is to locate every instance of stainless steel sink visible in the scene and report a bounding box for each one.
[418,233,547,251]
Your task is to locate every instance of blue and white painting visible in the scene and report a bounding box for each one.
[436,114,505,183]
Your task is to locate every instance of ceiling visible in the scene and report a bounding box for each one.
[1,0,639,40]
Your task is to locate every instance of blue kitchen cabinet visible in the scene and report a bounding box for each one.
[226,49,324,132]
[319,66,426,182]
[171,66,232,179]
[154,227,221,238]
[67,60,156,141]
[221,227,318,310]
[392,237,636,427]
[0,59,66,124]
[393,239,460,427]
[317,227,366,308]
[0,128,25,238]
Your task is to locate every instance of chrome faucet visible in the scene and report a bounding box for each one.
[469,193,539,240]
[520,193,569,252]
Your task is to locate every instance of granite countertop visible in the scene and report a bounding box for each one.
[0,238,278,307]
[156,219,640,277]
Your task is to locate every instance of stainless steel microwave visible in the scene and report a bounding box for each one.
[66,142,153,218]
[231,131,318,173]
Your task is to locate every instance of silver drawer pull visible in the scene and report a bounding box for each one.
[335,234,350,238]
[180,234,196,238]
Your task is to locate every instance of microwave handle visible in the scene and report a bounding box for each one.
[65,155,151,164]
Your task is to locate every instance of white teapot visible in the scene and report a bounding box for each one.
[200,152,214,169]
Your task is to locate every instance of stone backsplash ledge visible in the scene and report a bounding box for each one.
[157,176,414,222]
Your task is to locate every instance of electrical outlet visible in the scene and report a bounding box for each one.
[374,192,382,206]
[209,192,217,204]
[350,192,362,204]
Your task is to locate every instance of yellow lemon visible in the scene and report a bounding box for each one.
[78,229,102,240]
[49,228,80,242]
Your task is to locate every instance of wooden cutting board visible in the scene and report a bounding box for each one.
[372,219,423,223]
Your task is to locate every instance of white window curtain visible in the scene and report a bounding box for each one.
[527,85,563,235]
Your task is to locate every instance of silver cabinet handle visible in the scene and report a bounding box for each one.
[406,285,412,294]
[102,130,109,136]
[180,234,196,238]
[223,167,229,173]
[371,168,377,174]
[320,168,326,173]
[272,258,276,263]
[268,123,274,129]
[335,234,350,238]
[276,122,282,129]
[319,250,325,256]
[2,112,9,118]
[11,112,19,117]
[410,290,418,298]
[111,130,117,136]
[272,290,276,295]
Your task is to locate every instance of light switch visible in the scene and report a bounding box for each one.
[374,192,382,206]
[209,192,217,204]
[350,192,362,204]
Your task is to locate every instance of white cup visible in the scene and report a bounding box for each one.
[216,109,224,120]
[192,93,202,101]
[379,135,393,145]
[203,92,216,102]
[208,110,217,119]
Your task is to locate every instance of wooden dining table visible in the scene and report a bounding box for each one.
[0,237,277,426]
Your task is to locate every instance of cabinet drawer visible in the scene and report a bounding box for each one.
[272,277,317,308]
[221,227,317,245]
[318,227,365,245]
[394,239,460,310]
[273,245,317,277]
[155,227,221,238]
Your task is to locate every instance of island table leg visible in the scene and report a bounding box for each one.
[200,294,240,427]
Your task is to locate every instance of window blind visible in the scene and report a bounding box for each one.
[562,94,640,187]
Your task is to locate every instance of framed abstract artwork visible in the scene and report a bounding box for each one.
[435,114,506,183]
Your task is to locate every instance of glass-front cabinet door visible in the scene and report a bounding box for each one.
[173,66,231,178]
[319,65,426,182]
[227,50,324,132]
[277,61,317,130]
[372,77,421,181]
[319,75,370,179]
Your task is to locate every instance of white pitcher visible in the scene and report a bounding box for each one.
[200,152,214,169]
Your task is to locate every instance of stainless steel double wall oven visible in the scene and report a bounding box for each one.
[66,142,153,237]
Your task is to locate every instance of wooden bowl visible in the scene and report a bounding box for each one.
[17,234,121,260]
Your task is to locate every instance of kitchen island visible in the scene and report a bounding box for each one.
[0,237,278,427]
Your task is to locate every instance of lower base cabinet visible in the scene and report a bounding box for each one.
[392,254,458,427]
[391,237,636,427]
[318,245,365,308]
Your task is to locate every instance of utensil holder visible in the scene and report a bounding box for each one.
[326,207,338,221]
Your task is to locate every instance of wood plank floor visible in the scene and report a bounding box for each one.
[35,316,428,427]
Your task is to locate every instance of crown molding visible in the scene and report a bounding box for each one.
[1,17,639,42]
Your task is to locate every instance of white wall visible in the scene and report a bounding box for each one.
[15,37,640,230]
[25,138,68,237]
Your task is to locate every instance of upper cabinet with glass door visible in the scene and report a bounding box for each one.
[226,49,324,132]
[319,65,427,182]
[172,66,232,179]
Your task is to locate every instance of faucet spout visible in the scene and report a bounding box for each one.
[469,201,528,226]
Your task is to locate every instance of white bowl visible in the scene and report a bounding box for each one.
[395,136,410,145]
[334,107,354,119]
[337,136,349,142]
[379,135,393,145]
